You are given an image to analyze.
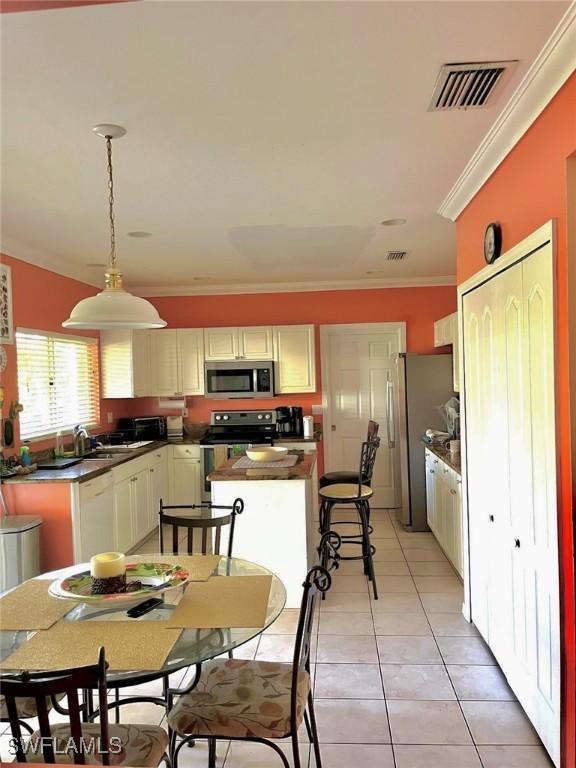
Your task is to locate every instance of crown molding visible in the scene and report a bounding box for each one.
[438,2,576,222]
[1,238,101,288]
[133,275,456,297]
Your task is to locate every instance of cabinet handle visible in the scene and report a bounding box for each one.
[150,468,154,473]
[457,479,462,485]
[433,459,439,464]
[450,489,456,495]
[514,539,521,548]
[489,514,494,522]
[429,469,435,474]
[443,468,449,473]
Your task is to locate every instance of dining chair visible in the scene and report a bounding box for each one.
[318,437,381,598]
[166,563,335,768]
[1,647,169,766]
[319,419,379,489]
[0,694,66,735]
[159,498,244,557]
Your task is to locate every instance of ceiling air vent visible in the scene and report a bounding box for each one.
[429,60,518,111]
[386,250,407,261]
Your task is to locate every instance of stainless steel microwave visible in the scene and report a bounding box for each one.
[204,361,275,399]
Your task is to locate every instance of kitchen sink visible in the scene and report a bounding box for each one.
[83,451,125,460]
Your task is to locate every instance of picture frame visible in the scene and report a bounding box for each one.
[0,263,14,344]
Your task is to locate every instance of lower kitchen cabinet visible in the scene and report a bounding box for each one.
[72,473,115,561]
[425,447,463,577]
[168,444,202,509]
[148,447,168,528]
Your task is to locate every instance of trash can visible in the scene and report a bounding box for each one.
[0,515,42,592]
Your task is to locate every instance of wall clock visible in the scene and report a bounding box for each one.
[484,222,502,264]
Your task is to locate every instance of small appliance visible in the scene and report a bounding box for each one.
[204,361,274,399]
[275,406,304,438]
[303,415,314,439]
[117,416,167,441]
[167,415,184,439]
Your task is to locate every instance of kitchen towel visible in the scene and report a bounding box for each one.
[163,575,272,629]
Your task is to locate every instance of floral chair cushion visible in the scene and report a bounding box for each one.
[22,723,168,766]
[168,659,310,740]
[0,694,63,721]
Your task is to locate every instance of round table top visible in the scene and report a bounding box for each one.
[0,555,286,686]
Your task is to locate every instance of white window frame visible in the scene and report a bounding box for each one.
[16,327,101,442]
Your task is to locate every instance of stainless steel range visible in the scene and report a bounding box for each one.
[201,409,277,445]
[199,410,278,501]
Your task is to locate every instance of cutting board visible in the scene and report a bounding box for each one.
[36,458,82,470]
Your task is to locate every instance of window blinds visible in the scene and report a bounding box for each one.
[16,329,100,441]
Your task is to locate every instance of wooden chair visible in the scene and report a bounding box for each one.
[167,562,335,768]
[318,437,381,598]
[159,498,244,556]
[319,420,379,488]
[1,647,169,766]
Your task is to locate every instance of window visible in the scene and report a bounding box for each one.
[16,329,100,441]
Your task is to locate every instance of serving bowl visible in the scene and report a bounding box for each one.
[246,446,289,462]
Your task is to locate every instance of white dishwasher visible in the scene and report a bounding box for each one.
[0,515,42,592]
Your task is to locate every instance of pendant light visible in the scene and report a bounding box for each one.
[63,124,166,329]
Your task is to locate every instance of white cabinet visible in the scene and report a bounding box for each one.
[72,473,115,562]
[275,441,318,501]
[113,475,134,553]
[433,312,459,392]
[149,329,204,396]
[100,329,150,398]
[204,326,274,361]
[424,448,463,577]
[131,470,150,544]
[168,444,202,508]
[273,325,316,393]
[148,447,168,530]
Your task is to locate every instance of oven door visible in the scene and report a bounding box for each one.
[204,362,274,398]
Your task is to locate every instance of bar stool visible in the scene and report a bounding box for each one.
[319,420,379,489]
[318,437,380,598]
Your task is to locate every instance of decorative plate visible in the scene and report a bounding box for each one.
[49,561,189,603]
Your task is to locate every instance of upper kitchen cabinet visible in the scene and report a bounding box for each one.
[433,312,460,392]
[101,329,151,398]
[149,328,204,396]
[204,326,274,361]
[273,325,316,394]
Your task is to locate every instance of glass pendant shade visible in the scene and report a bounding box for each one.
[63,287,166,329]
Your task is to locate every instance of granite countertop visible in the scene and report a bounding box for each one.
[208,450,316,481]
[3,440,171,485]
[422,441,461,475]
[274,437,318,444]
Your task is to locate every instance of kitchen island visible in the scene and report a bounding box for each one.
[209,450,317,608]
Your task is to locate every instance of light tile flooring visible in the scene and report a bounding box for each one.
[0,510,554,767]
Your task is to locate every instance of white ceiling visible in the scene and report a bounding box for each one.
[1,0,568,294]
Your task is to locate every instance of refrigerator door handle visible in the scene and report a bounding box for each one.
[386,377,395,448]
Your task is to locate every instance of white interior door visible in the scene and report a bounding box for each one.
[322,324,404,508]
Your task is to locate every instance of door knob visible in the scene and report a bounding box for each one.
[489,514,494,522]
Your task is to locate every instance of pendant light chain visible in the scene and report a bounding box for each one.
[106,136,117,269]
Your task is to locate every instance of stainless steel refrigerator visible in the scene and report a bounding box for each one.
[395,353,455,531]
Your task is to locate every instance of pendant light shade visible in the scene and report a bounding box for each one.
[63,124,166,330]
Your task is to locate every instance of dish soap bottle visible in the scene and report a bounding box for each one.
[55,431,64,458]
[19,446,31,466]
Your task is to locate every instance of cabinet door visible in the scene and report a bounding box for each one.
[76,480,115,562]
[204,328,239,361]
[452,314,460,392]
[131,471,150,543]
[149,452,168,530]
[114,477,134,552]
[100,329,134,399]
[273,325,316,393]
[425,453,437,533]
[177,329,205,395]
[170,459,202,508]
[132,330,151,397]
[149,330,180,395]
[238,327,274,360]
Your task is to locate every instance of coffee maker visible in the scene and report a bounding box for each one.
[275,406,304,438]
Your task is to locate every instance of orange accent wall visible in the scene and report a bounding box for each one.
[455,71,576,767]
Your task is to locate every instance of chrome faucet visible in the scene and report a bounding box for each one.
[73,424,89,457]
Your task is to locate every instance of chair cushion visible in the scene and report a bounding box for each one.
[167,658,310,740]
[318,483,373,500]
[0,694,63,721]
[24,723,168,766]
[319,471,359,488]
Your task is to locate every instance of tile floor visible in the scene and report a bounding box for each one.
[0,510,555,767]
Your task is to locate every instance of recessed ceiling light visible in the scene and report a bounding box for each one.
[127,231,152,238]
[380,218,407,227]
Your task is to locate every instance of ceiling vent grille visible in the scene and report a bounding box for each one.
[429,60,518,111]
[386,250,407,261]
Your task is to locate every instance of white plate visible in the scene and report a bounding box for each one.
[246,446,289,462]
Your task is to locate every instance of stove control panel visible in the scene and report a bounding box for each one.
[210,410,277,426]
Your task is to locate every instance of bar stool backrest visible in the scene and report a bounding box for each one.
[367,420,380,441]
[357,437,381,494]
[159,498,244,557]
[1,648,109,764]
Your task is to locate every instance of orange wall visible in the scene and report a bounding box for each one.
[455,72,576,767]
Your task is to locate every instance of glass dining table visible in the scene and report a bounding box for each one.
[0,555,286,716]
